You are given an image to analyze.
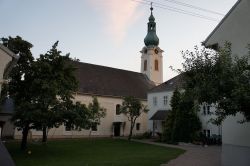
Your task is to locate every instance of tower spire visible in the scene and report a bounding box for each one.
[144,3,159,46]
[150,2,153,14]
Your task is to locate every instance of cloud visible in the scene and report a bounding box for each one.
[89,0,143,44]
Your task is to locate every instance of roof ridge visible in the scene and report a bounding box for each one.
[148,74,183,93]
[0,44,18,59]
[74,61,143,75]
[203,0,242,45]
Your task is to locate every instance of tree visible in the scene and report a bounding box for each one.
[181,43,250,123]
[30,41,78,142]
[87,97,106,136]
[163,89,181,143]
[61,101,90,132]
[121,96,148,141]
[1,36,35,150]
[163,89,201,143]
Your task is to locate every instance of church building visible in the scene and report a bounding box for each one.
[14,6,164,139]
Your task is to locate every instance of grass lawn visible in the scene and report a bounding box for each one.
[6,138,185,166]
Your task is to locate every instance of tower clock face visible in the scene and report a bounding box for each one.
[154,49,158,54]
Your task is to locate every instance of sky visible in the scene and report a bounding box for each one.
[0,0,238,81]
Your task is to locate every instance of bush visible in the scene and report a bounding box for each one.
[132,131,152,139]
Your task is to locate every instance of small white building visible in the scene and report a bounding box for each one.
[147,74,220,138]
[204,0,250,165]
[148,75,180,136]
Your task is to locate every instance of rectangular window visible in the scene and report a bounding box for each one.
[153,97,157,106]
[144,60,147,71]
[207,105,210,115]
[163,96,168,105]
[207,130,210,137]
[116,104,121,115]
[136,123,140,130]
[203,129,206,136]
[91,123,98,131]
[203,105,206,115]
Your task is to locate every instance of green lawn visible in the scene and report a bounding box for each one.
[6,138,185,166]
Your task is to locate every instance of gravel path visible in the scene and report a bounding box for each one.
[132,139,221,166]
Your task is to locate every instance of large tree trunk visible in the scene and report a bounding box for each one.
[42,126,47,143]
[21,123,29,150]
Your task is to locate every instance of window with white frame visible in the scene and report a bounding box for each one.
[207,105,211,115]
[203,103,211,115]
[163,96,168,105]
[153,96,157,106]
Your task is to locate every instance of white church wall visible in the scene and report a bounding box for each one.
[14,94,148,139]
[141,46,163,85]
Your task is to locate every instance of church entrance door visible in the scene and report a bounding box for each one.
[114,122,121,137]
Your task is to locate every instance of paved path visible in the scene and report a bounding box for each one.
[0,141,15,166]
[132,139,221,166]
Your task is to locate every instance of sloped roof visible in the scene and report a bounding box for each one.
[0,44,18,59]
[203,0,242,45]
[149,74,183,93]
[150,110,169,120]
[72,61,155,99]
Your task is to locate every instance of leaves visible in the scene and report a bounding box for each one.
[181,42,250,123]
[121,96,148,140]
[163,89,201,143]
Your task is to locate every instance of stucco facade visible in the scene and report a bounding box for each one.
[197,103,222,138]
[0,46,13,93]
[14,95,148,139]
[204,0,250,57]
[148,89,220,138]
[141,46,163,85]
[204,0,250,165]
[0,44,18,139]
[147,91,171,136]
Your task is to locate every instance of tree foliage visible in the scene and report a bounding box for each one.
[163,89,201,143]
[63,97,106,134]
[1,36,35,150]
[121,96,148,141]
[1,36,104,150]
[181,43,250,123]
[30,41,79,142]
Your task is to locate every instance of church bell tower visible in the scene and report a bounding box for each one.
[140,4,163,85]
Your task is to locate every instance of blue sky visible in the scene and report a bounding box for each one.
[0,0,237,81]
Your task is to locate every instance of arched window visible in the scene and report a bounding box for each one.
[155,60,158,71]
[116,104,121,115]
[144,60,147,71]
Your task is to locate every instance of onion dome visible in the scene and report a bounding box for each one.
[144,5,159,46]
